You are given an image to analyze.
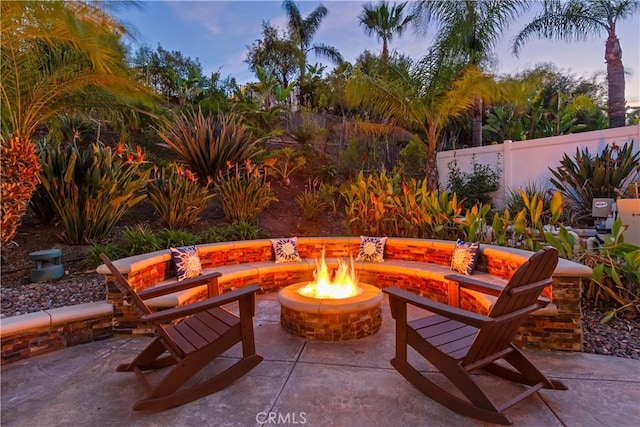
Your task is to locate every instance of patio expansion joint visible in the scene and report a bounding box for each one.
[263,341,308,422]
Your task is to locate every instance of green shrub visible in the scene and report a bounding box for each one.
[217,222,266,240]
[147,164,215,229]
[399,136,428,179]
[82,243,125,269]
[573,219,640,322]
[122,225,161,256]
[155,109,259,186]
[157,228,199,248]
[549,141,639,225]
[37,142,149,244]
[446,156,501,211]
[338,138,390,177]
[214,162,278,224]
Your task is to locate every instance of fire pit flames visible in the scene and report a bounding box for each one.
[278,249,383,341]
[297,250,362,299]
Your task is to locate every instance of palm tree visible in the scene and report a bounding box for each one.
[281,0,343,105]
[346,55,495,190]
[411,0,530,146]
[1,1,153,247]
[358,1,414,63]
[1,1,153,139]
[513,0,639,128]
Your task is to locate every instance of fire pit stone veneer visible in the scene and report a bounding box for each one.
[278,282,383,341]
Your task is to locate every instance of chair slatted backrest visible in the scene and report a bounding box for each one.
[100,254,183,357]
[463,247,558,365]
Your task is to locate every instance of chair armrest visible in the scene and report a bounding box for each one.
[138,272,222,300]
[444,274,504,297]
[383,287,492,328]
[141,284,260,323]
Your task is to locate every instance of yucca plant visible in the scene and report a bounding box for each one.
[147,164,215,229]
[37,142,149,244]
[0,133,41,248]
[156,109,260,186]
[549,141,639,224]
[214,162,278,224]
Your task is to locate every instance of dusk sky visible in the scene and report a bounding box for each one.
[115,1,640,105]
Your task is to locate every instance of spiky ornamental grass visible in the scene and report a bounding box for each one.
[214,162,278,225]
[155,109,260,186]
[147,164,215,230]
[38,142,149,244]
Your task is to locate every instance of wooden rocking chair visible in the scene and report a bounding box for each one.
[100,254,263,411]
[383,247,567,425]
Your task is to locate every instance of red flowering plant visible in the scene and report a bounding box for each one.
[37,141,149,244]
[214,161,277,224]
[147,163,214,229]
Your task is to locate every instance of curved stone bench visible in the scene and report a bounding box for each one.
[96,237,591,352]
[0,302,113,365]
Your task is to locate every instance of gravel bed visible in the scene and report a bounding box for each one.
[1,273,638,360]
[1,272,107,318]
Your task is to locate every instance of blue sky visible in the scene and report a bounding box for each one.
[115,1,640,104]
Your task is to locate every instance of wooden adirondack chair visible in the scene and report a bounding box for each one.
[383,247,567,425]
[100,254,263,411]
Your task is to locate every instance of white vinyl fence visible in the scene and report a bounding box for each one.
[436,125,640,209]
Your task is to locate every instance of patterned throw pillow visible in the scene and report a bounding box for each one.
[450,239,480,275]
[271,237,302,263]
[170,246,203,281]
[356,236,387,262]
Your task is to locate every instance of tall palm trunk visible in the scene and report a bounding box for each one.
[605,30,626,128]
[382,38,389,62]
[472,96,483,146]
[424,154,440,192]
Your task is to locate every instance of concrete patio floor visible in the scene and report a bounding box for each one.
[2,293,639,427]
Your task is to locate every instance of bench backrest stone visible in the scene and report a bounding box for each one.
[96,237,591,352]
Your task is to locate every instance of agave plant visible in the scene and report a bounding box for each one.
[549,141,639,224]
[155,109,260,186]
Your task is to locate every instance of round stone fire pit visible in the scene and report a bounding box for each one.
[278,283,383,341]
